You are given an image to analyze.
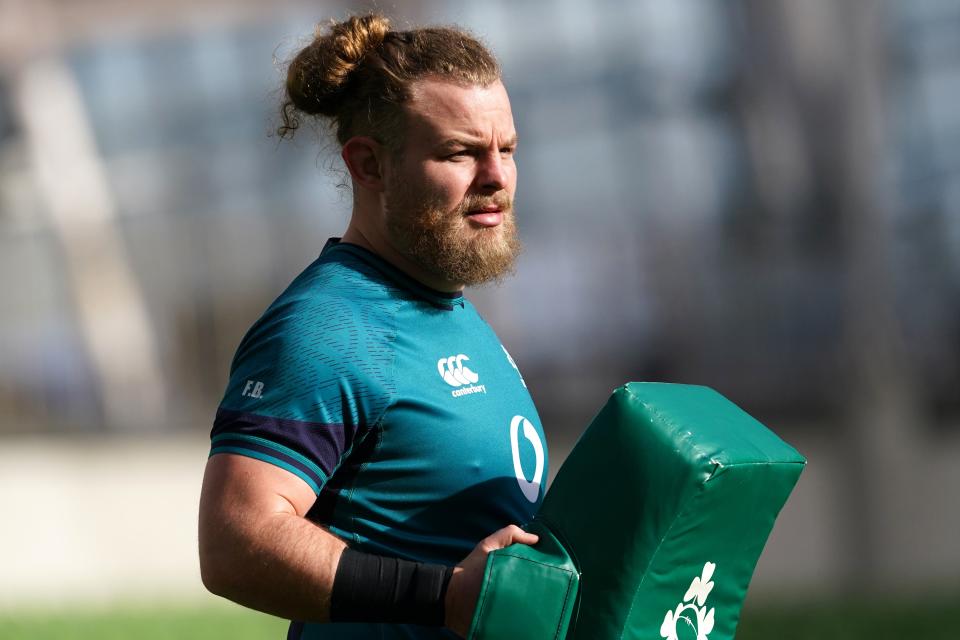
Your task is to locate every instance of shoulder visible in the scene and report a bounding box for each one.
[220,256,402,425]
[239,254,402,364]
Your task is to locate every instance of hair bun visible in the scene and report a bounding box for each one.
[285,14,391,117]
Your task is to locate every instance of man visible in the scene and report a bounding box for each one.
[198,14,546,639]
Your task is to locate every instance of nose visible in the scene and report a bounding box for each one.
[475,151,509,193]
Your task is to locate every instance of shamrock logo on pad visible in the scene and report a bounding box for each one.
[660,562,717,640]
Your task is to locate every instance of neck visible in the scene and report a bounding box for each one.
[341,219,465,294]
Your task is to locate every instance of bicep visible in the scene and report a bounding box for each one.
[199,453,318,544]
[198,453,347,611]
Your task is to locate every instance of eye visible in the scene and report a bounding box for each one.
[500,146,516,157]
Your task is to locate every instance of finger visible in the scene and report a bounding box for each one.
[510,530,539,545]
[483,525,539,550]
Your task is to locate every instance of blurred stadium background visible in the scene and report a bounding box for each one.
[1,0,958,637]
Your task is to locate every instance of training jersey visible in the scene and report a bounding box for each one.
[210,239,547,640]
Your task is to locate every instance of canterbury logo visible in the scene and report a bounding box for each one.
[437,354,480,387]
[438,354,486,398]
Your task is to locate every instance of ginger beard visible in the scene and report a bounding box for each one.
[384,179,522,287]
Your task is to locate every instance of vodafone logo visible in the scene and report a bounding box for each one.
[510,415,545,503]
[437,354,486,398]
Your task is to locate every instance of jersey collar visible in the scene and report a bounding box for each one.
[322,238,465,310]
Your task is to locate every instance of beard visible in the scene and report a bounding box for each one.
[384,180,522,287]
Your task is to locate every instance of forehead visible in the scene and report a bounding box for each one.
[403,78,515,144]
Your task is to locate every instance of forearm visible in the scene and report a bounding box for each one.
[198,456,347,621]
[198,454,538,635]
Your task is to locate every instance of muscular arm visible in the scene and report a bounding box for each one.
[198,453,347,621]
[198,453,538,634]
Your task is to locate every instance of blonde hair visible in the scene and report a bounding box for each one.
[279,14,501,150]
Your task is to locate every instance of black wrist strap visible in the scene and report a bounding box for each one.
[330,548,454,626]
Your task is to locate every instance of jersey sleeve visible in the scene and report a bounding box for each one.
[209,295,396,494]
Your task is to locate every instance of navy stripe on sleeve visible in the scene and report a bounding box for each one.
[211,408,363,484]
[210,435,328,494]
[287,621,304,640]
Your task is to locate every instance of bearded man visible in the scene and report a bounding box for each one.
[198,14,546,640]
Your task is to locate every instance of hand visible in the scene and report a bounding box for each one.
[443,524,539,638]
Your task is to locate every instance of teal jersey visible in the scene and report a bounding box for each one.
[210,239,547,640]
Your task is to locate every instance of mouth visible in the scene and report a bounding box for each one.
[465,206,504,228]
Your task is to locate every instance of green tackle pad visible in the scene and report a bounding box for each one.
[467,382,806,640]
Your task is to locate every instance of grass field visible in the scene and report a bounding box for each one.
[0,604,286,640]
[736,594,960,640]
[0,594,956,639]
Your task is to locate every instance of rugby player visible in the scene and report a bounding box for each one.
[198,14,546,639]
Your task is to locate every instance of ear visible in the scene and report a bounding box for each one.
[342,136,388,192]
